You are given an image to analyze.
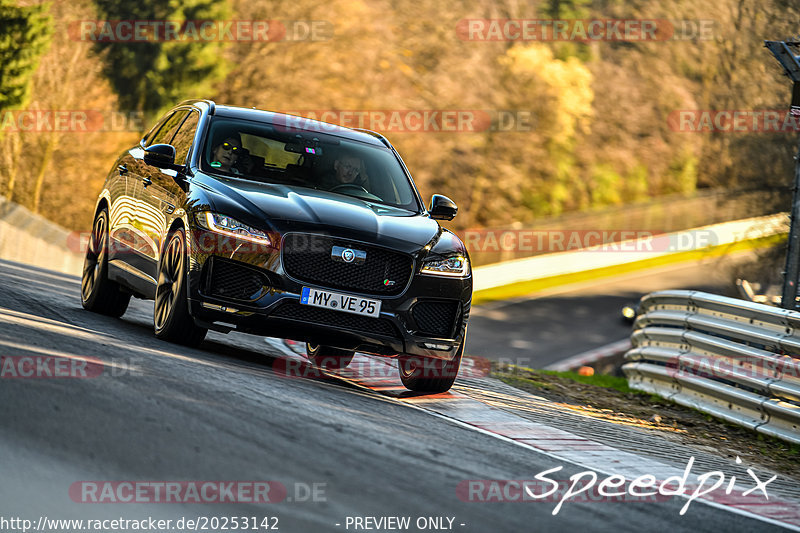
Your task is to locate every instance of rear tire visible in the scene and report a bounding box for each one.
[154,228,207,347]
[398,342,463,393]
[306,343,354,369]
[81,208,131,317]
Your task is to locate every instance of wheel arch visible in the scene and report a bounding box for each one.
[159,215,190,257]
[166,216,186,237]
[93,192,111,219]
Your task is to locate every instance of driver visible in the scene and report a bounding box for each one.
[324,150,368,190]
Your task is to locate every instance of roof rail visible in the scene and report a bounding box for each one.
[353,128,391,147]
[177,99,216,115]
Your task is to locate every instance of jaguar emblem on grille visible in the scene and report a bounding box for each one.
[331,245,366,265]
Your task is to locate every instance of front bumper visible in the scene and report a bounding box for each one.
[184,231,472,361]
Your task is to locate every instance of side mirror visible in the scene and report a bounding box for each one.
[144,144,181,171]
[429,194,458,221]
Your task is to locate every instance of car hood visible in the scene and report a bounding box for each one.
[194,175,442,253]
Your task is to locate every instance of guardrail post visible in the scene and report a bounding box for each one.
[766,39,800,310]
[781,135,800,310]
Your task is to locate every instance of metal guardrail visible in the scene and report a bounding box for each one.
[622,290,800,445]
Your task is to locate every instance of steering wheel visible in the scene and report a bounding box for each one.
[330,183,370,195]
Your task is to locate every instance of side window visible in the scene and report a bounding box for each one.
[150,110,189,146]
[171,111,199,164]
[142,112,174,147]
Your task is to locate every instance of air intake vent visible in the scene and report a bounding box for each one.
[411,300,460,338]
[204,258,268,301]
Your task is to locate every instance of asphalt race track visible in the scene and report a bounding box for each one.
[0,258,796,532]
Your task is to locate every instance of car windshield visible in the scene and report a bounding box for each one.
[202,117,421,211]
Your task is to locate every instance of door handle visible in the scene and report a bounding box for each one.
[142,177,152,187]
[118,164,128,175]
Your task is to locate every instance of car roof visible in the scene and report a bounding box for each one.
[203,103,389,147]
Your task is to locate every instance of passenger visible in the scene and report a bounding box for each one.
[210,136,242,172]
[235,148,256,175]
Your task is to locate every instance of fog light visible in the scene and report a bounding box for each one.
[423,343,451,351]
[202,302,239,313]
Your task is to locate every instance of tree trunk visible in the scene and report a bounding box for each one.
[32,132,57,213]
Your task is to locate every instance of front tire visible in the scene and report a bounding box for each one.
[154,228,207,347]
[81,208,130,317]
[306,343,354,369]
[398,342,464,393]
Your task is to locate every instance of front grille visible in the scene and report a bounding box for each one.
[282,233,412,295]
[271,301,399,339]
[412,300,460,338]
[204,258,268,301]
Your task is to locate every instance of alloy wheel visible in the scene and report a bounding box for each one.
[155,234,184,330]
[81,212,106,302]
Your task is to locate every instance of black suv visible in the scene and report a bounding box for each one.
[82,100,472,392]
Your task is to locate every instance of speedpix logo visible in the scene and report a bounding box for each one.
[458,456,776,516]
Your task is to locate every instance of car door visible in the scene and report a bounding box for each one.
[143,110,200,278]
[131,109,190,279]
[106,152,134,261]
[107,112,173,274]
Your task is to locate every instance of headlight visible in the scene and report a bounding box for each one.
[198,212,272,246]
[420,255,469,277]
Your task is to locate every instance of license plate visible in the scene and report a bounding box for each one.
[300,287,382,318]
